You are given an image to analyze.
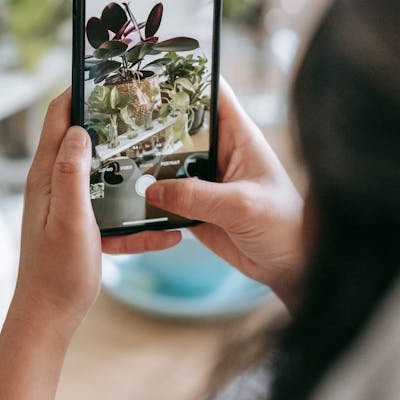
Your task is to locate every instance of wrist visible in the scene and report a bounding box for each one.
[8,284,85,341]
[0,293,75,399]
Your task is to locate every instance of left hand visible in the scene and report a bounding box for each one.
[0,88,182,400]
[14,88,183,327]
[14,89,102,327]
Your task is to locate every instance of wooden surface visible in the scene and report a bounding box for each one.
[56,292,285,400]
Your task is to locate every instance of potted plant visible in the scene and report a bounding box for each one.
[85,2,200,133]
[158,52,211,134]
[85,85,139,149]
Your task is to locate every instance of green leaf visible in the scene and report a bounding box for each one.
[118,93,135,109]
[125,45,142,64]
[101,2,128,33]
[85,58,103,71]
[119,105,137,129]
[175,78,195,92]
[89,60,121,81]
[181,128,195,151]
[87,86,111,113]
[159,103,171,118]
[93,40,128,59]
[86,17,109,49]
[125,42,154,64]
[143,57,172,68]
[169,114,194,151]
[153,37,199,52]
[110,86,120,109]
[170,91,190,109]
[200,96,211,108]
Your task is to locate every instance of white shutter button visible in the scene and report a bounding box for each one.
[135,175,157,197]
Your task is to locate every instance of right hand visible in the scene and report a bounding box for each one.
[146,79,305,308]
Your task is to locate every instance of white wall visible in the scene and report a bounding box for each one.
[86,0,215,54]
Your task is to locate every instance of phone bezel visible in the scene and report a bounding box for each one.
[72,0,221,236]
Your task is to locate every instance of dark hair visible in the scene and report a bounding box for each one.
[271,0,400,399]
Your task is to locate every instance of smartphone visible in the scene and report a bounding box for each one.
[72,0,221,236]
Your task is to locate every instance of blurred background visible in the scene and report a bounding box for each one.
[0,0,315,399]
[0,0,310,194]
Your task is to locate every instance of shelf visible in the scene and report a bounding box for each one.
[95,115,179,162]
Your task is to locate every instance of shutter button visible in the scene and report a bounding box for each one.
[135,175,157,197]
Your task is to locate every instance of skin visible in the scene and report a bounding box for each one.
[0,89,182,399]
[105,79,305,308]
[0,78,303,398]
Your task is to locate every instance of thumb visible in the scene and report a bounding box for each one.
[146,178,248,229]
[47,126,93,228]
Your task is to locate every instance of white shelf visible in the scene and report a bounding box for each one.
[95,115,179,162]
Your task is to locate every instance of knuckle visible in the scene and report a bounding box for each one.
[226,188,258,227]
[176,180,197,217]
[236,192,255,216]
[55,157,82,176]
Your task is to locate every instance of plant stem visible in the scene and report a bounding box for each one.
[122,55,129,80]
[123,2,145,42]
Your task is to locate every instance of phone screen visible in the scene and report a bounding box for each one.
[80,0,219,234]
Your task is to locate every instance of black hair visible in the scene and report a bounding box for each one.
[271,0,400,398]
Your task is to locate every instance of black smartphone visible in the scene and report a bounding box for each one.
[72,0,221,236]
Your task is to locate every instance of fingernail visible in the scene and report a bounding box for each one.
[165,230,182,246]
[146,183,164,205]
[64,127,87,151]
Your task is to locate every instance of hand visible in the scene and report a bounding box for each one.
[0,89,183,399]
[145,79,305,309]
[13,89,101,325]
[12,87,183,323]
[0,89,101,399]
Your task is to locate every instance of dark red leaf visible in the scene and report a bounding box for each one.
[145,3,163,38]
[86,17,110,49]
[101,2,128,33]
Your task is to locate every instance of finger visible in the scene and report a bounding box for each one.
[218,77,242,123]
[30,88,72,181]
[102,230,182,254]
[217,78,266,175]
[46,126,93,233]
[218,77,258,130]
[146,178,253,231]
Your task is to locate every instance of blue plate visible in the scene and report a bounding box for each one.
[102,235,273,320]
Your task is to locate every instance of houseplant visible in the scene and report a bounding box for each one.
[85,2,200,146]
[85,2,199,94]
[85,85,139,148]
[158,52,211,134]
